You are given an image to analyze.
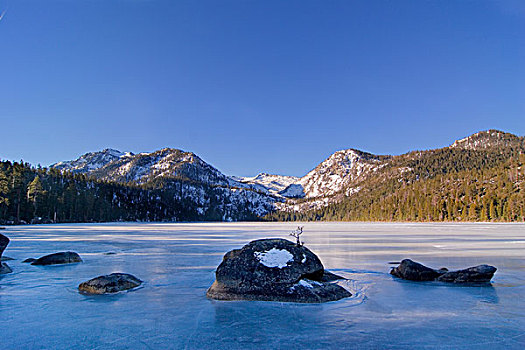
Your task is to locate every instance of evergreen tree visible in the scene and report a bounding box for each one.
[27,176,45,218]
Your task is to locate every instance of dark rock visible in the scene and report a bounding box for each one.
[0,234,8,258]
[390,259,445,281]
[207,238,351,303]
[0,227,5,230]
[320,270,346,282]
[23,258,36,263]
[437,265,497,283]
[0,233,12,274]
[0,263,12,274]
[31,251,82,266]
[391,259,497,283]
[78,273,142,294]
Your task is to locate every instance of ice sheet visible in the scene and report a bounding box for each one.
[1,222,524,349]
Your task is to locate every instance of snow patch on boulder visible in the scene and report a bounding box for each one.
[254,248,294,268]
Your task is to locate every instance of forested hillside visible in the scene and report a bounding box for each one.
[0,160,270,224]
[268,137,525,222]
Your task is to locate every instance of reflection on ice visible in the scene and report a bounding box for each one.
[0,222,524,349]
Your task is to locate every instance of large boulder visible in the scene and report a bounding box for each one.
[207,238,351,303]
[31,251,82,266]
[437,265,497,283]
[391,259,496,283]
[0,233,12,274]
[78,273,142,294]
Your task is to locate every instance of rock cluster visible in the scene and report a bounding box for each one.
[391,259,497,283]
[207,238,351,303]
[1,232,142,295]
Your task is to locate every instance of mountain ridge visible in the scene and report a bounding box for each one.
[43,129,524,222]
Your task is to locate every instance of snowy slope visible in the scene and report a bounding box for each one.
[292,149,387,199]
[233,173,300,196]
[235,150,387,200]
[91,148,232,186]
[52,149,133,173]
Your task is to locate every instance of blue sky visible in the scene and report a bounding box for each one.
[0,0,523,176]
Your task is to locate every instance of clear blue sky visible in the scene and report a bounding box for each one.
[0,0,523,177]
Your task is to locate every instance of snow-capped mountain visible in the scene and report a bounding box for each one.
[51,148,279,220]
[52,149,133,173]
[50,146,393,217]
[293,149,388,199]
[234,150,389,200]
[92,148,232,186]
[272,149,391,212]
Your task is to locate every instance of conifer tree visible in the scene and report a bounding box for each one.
[27,176,45,218]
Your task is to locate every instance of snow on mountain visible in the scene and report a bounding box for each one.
[90,148,233,186]
[50,129,521,219]
[278,184,305,198]
[51,147,389,216]
[51,148,280,219]
[52,149,133,173]
[450,130,522,151]
[234,150,387,200]
[295,149,387,199]
[233,173,300,196]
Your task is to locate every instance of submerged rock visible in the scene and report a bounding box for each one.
[437,265,497,283]
[0,233,12,274]
[207,238,351,303]
[78,273,142,294]
[391,259,496,283]
[22,258,37,263]
[31,251,83,266]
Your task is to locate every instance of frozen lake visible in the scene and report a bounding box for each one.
[1,222,524,349]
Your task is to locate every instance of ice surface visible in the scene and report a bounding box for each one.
[254,248,294,268]
[1,222,524,349]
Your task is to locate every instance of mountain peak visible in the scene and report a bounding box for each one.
[52,148,130,173]
[450,130,521,150]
